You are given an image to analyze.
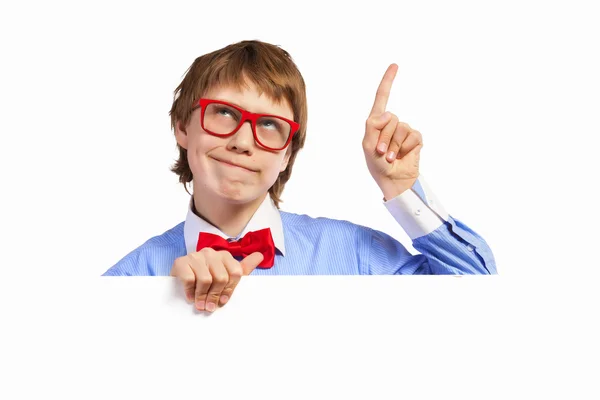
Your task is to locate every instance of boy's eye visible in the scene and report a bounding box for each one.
[216,107,233,116]
[259,119,281,130]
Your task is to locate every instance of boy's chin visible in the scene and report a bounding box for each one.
[215,188,266,205]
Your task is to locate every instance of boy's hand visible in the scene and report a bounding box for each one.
[170,249,264,313]
[363,63,423,200]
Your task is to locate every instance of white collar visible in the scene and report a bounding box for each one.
[183,194,286,256]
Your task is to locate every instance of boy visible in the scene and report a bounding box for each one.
[103,40,497,313]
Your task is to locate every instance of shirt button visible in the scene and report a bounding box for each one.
[467,244,474,251]
[415,209,421,216]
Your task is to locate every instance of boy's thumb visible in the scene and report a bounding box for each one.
[240,252,265,275]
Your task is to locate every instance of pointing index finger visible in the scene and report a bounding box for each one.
[370,63,398,117]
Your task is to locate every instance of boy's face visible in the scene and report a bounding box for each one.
[175,79,293,205]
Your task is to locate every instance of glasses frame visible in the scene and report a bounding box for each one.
[195,98,299,151]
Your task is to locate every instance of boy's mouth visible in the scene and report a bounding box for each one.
[211,156,257,172]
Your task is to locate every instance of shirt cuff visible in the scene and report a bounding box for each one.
[384,187,443,240]
[415,174,449,221]
[383,175,451,240]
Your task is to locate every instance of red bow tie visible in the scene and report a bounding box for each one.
[196,228,276,268]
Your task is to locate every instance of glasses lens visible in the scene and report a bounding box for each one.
[256,116,291,149]
[203,103,242,134]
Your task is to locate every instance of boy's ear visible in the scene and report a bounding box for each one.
[174,120,188,150]
[280,147,292,173]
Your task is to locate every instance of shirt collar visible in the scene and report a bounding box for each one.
[183,195,286,256]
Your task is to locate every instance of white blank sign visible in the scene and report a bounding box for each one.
[3,276,599,399]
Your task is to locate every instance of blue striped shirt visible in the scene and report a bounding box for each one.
[102,176,496,276]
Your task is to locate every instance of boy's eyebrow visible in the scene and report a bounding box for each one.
[215,98,279,116]
[221,99,245,109]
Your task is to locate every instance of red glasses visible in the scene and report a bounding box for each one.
[195,98,299,151]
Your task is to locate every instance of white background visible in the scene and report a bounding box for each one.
[1,0,599,398]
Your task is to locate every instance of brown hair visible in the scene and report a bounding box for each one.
[168,40,308,208]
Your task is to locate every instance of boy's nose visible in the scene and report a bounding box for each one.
[237,120,254,136]
[228,120,255,150]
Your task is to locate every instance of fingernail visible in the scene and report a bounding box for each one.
[196,300,205,310]
[206,302,216,312]
[220,295,229,305]
[377,142,387,153]
[387,151,395,161]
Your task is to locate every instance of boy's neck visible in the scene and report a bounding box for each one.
[191,191,266,238]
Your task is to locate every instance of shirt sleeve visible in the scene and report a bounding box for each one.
[367,175,497,275]
[102,253,138,276]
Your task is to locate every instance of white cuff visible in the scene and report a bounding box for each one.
[417,174,449,221]
[384,188,444,239]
